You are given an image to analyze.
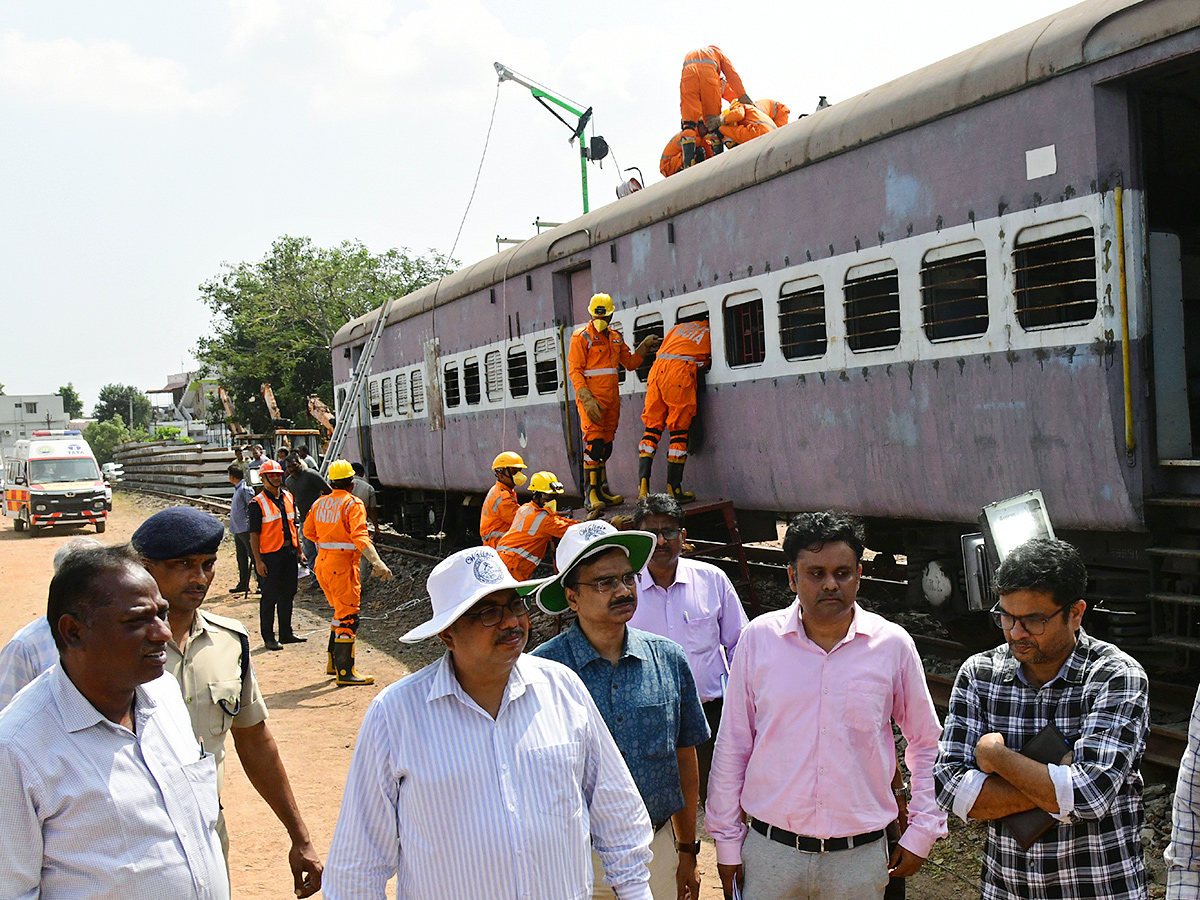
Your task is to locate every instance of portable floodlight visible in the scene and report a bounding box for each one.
[961,490,1056,611]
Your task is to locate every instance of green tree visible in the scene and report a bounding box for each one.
[93,383,153,431]
[195,235,454,434]
[56,382,83,418]
[83,415,132,465]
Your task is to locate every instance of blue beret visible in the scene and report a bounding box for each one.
[132,506,225,559]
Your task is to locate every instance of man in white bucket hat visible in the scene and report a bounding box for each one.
[532,521,710,900]
[323,545,655,900]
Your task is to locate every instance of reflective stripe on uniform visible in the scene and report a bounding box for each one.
[483,529,507,542]
[497,545,542,566]
[657,353,701,363]
[683,57,720,68]
[318,542,357,550]
[584,367,618,376]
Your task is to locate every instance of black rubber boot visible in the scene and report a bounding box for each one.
[326,629,336,676]
[638,455,654,500]
[598,463,623,506]
[334,637,374,686]
[667,461,695,503]
[682,138,696,168]
[586,467,606,512]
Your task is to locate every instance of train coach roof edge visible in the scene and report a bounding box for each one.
[333,0,1200,349]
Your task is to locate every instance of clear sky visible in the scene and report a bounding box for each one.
[0,0,1078,410]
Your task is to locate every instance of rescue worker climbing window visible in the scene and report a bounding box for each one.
[303,459,394,686]
[639,316,712,503]
[679,45,751,169]
[495,471,575,581]
[567,292,661,513]
[480,451,527,548]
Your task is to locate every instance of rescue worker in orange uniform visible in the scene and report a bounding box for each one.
[568,292,661,511]
[754,97,790,128]
[680,46,751,169]
[639,317,712,503]
[496,472,574,582]
[480,451,526,548]
[714,99,777,149]
[249,458,306,650]
[303,459,393,686]
[660,130,716,178]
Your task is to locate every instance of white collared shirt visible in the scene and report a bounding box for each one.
[0,616,58,709]
[0,665,228,900]
[324,652,654,900]
[632,558,748,702]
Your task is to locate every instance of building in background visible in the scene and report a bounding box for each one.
[0,394,68,455]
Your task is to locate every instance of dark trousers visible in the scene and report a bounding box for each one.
[260,545,299,641]
[698,698,723,801]
[233,532,255,590]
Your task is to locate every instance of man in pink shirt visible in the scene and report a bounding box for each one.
[706,511,947,900]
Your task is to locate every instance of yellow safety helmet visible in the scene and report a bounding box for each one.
[327,459,355,481]
[491,451,527,471]
[588,293,615,318]
[528,471,565,494]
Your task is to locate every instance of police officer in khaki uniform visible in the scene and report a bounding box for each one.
[133,507,323,898]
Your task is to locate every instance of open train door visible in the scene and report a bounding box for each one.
[553,265,590,494]
[348,342,376,476]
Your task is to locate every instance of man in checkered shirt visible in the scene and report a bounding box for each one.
[1167,686,1200,897]
[933,537,1149,900]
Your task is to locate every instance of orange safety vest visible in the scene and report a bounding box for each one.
[480,481,519,548]
[253,489,298,553]
[303,489,369,552]
[496,501,573,581]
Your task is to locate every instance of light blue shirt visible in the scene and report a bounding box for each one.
[229,479,254,534]
[0,617,58,709]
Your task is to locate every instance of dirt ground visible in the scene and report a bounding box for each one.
[0,493,982,899]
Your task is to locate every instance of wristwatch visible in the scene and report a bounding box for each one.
[676,840,701,855]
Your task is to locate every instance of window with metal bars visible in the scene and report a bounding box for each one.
[921,245,989,340]
[631,313,665,382]
[411,370,425,413]
[368,380,381,418]
[778,280,827,360]
[844,263,901,352]
[507,347,529,398]
[396,372,410,413]
[1014,227,1097,329]
[443,364,459,408]
[464,357,482,404]
[381,377,393,416]
[534,337,558,394]
[485,351,503,402]
[723,291,766,366]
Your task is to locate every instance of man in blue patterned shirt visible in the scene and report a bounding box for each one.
[934,538,1148,900]
[532,521,710,900]
[1167,685,1200,898]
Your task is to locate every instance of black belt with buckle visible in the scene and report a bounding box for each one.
[751,818,885,853]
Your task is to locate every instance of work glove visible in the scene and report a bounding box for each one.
[577,385,604,424]
[361,543,394,582]
[634,333,661,359]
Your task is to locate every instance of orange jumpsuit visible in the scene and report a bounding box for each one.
[754,98,790,128]
[680,46,747,132]
[480,481,519,548]
[568,320,644,466]
[640,320,712,464]
[496,501,574,581]
[660,131,716,177]
[303,489,370,639]
[718,101,776,147]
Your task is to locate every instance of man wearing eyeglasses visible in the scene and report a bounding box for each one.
[325,545,655,900]
[532,521,710,900]
[630,493,747,799]
[934,537,1149,900]
[134,506,323,897]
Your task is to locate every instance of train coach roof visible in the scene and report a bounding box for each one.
[333,0,1200,349]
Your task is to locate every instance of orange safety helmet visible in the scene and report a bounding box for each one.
[259,459,284,475]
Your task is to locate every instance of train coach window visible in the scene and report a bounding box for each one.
[1013,224,1097,329]
[507,347,530,398]
[443,364,460,408]
[464,357,481,405]
[337,388,347,414]
[844,261,901,352]
[921,243,988,341]
[632,313,665,382]
[368,380,381,419]
[534,337,559,394]
[381,377,393,417]
[778,277,827,360]
[723,290,766,367]
[411,371,425,413]
[676,302,708,324]
[485,351,504,402]
[396,373,411,414]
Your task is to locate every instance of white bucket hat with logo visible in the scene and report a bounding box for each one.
[534,520,656,615]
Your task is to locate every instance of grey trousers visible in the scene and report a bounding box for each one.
[742,826,889,900]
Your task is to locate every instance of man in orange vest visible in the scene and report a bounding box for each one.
[249,458,306,651]
[754,97,790,128]
[303,459,394,685]
[480,451,527,548]
[496,472,575,582]
[680,46,751,169]
[568,292,660,512]
[639,317,712,503]
[713,100,777,149]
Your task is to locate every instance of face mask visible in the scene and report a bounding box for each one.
[544,499,558,513]
[592,317,609,332]
[512,471,527,487]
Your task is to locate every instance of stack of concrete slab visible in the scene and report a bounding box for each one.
[113,441,235,498]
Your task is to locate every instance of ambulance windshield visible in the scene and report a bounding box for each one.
[29,458,101,484]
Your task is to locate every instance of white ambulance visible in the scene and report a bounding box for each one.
[3,430,107,535]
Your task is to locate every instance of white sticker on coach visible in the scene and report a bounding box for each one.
[1026,145,1057,180]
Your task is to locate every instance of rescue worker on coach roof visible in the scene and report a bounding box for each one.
[480,451,527,548]
[680,46,751,169]
[754,97,790,128]
[568,293,661,513]
[303,459,394,686]
[639,316,712,503]
[713,100,777,150]
[496,471,575,582]
[660,130,716,178]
